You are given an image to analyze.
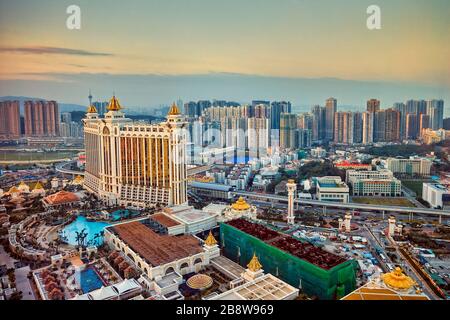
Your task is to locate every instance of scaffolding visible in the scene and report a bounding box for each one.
[220,219,357,300]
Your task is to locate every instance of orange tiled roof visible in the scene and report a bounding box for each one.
[44,191,80,205]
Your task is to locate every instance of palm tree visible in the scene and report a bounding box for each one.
[75,228,88,248]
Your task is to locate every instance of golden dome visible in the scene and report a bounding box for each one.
[107,95,122,111]
[381,267,416,291]
[87,105,98,113]
[205,231,217,246]
[168,102,181,116]
[231,197,250,211]
[247,253,262,272]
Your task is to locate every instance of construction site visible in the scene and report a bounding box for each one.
[220,218,357,300]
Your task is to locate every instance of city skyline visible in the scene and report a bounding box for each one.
[0,0,449,108]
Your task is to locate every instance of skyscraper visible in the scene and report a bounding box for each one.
[406,113,419,140]
[280,113,297,149]
[270,101,291,130]
[24,100,60,137]
[374,110,386,142]
[393,102,407,139]
[419,114,431,136]
[352,112,363,144]
[384,108,401,142]
[296,129,312,148]
[93,101,108,116]
[248,117,269,158]
[0,100,21,140]
[362,111,374,144]
[367,99,380,113]
[325,98,337,141]
[334,112,353,144]
[427,99,444,130]
[83,97,188,207]
[311,105,326,142]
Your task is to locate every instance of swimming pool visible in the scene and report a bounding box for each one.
[78,267,105,294]
[61,216,110,247]
[110,209,140,221]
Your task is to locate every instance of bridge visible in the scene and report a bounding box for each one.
[232,190,450,218]
[55,161,85,176]
[57,163,211,178]
[187,165,212,176]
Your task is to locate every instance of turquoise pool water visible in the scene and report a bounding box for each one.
[61,216,110,247]
[109,209,140,221]
[78,267,105,293]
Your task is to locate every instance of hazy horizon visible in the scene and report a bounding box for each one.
[0,0,448,114]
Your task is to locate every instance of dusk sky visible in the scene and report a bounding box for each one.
[0,0,449,110]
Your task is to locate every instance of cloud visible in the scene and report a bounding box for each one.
[0,46,113,56]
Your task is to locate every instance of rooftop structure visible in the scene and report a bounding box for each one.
[335,161,372,171]
[108,221,202,267]
[207,273,298,300]
[104,218,214,280]
[221,219,356,299]
[422,183,450,209]
[42,191,80,208]
[342,268,428,300]
[315,176,349,203]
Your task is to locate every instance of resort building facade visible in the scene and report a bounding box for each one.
[83,97,188,208]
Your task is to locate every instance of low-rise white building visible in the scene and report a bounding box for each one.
[315,176,349,203]
[422,183,450,209]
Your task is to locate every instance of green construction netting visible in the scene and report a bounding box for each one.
[220,222,357,300]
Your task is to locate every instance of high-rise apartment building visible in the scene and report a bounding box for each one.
[406,113,419,140]
[247,117,269,158]
[352,112,363,144]
[334,112,353,144]
[419,114,431,136]
[311,105,326,142]
[83,97,188,208]
[384,108,401,142]
[0,100,21,140]
[280,113,297,149]
[93,101,108,116]
[325,98,337,141]
[24,100,60,137]
[362,112,374,144]
[427,99,444,130]
[295,129,312,148]
[367,99,380,113]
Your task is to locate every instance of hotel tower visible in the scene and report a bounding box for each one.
[83,96,188,208]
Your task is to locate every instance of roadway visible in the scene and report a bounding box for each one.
[232,190,450,218]
[55,161,84,176]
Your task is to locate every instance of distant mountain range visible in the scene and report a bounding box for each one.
[0,96,86,114]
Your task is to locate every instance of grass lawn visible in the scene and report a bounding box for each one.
[0,151,78,161]
[401,180,431,198]
[352,197,416,207]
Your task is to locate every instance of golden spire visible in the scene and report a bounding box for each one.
[205,231,217,246]
[168,102,181,116]
[381,267,416,291]
[87,105,98,113]
[231,196,250,211]
[107,95,122,111]
[33,181,44,190]
[247,253,262,272]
